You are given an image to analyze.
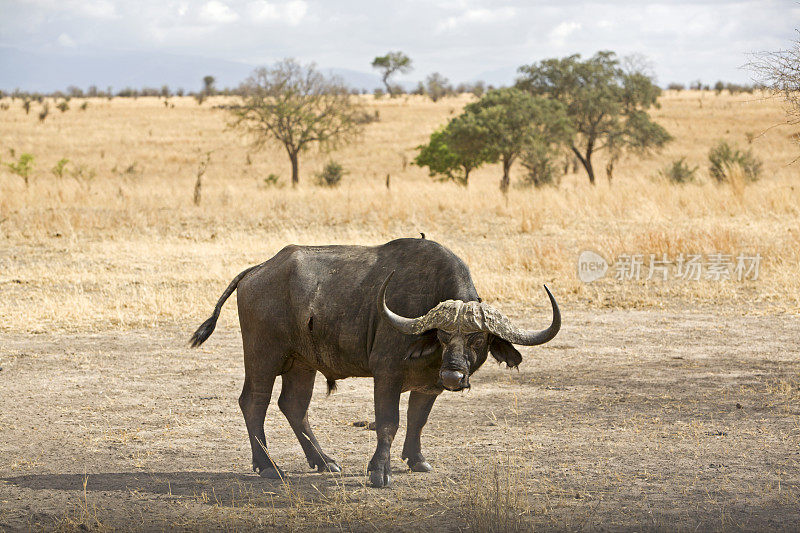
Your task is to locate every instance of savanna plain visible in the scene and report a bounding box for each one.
[1,92,799,531]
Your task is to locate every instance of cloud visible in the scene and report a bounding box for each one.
[0,0,796,89]
[247,1,308,26]
[436,7,516,33]
[57,33,77,48]
[549,21,581,47]
[199,1,239,24]
[22,0,118,19]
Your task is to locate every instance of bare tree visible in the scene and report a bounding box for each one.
[750,32,800,134]
[230,59,365,187]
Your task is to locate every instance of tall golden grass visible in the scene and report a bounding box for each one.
[1,91,798,333]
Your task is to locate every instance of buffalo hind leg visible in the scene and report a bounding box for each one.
[278,362,341,473]
[401,391,438,472]
[239,375,283,479]
[368,376,402,488]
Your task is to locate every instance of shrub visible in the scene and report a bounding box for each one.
[660,157,697,184]
[520,144,559,188]
[51,158,70,179]
[708,140,762,183]
[354,109,380,124]
[5,153,34,186]
[80,101,88,111]
[57,101,69,113]
[263,173,283,188]
[315,161,346,187]
[38,103,49,122]
[70,163,96,190]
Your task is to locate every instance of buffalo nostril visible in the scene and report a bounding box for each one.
[440,370,464,390]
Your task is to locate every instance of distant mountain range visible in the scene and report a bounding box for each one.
[0,46,516,94]
[0,47,382,93]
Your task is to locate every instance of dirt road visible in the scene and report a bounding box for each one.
[1,310,799,531]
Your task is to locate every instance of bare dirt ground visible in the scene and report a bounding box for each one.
[1,309,799,532]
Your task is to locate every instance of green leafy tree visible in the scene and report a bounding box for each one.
[371,51,412,97]
[464,88,573,192]
[230,59,365,187]
[414,112,493,186]
[516,51,671,184]
[414,129,461,183]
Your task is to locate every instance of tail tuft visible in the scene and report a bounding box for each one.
[189,315,218,348]
[326,379,337,396]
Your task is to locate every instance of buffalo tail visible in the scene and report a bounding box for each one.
[189,264,260,347]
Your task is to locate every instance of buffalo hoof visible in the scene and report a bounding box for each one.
[317,461,342,474]
[253,463,285,480]
[408,461,432,473]
[369,469,392,488]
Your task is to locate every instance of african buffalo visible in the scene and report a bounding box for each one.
[190,237,560,487]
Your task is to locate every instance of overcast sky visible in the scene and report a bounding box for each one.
[0,0,796,88]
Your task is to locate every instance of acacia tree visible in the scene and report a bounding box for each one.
[425,72,451,102]
[464,88,573,192]
[230,59,365,187]
[203,75,216,95]
[516,51,671,184]
[371,51,412,97]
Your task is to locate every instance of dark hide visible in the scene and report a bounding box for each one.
[190,238,558,487]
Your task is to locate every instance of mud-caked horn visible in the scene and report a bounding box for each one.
[378,273,561,346]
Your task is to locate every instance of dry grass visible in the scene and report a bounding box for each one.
[1,91,799,334]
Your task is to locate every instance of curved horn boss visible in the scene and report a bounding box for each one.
[378,271,561,345]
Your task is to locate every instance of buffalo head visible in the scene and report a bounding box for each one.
[377,272,561,391]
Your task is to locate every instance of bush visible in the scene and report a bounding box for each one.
[520,144,559,187]
[263,173,283,188]
[660,157,698,184]
[708,141,762,183]
[315,161,346,187]
[38,103,49,122]
[5,152,34,186]
[354,109,380,124]
[51,158,70,179]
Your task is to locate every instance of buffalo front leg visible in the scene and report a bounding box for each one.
[278,362,341,473]
[368,376,402,488]
[401,391,438,472]
[239,375,283,479]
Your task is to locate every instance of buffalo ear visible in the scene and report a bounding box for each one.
[404,331,440,360]
[489,336,522,369]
